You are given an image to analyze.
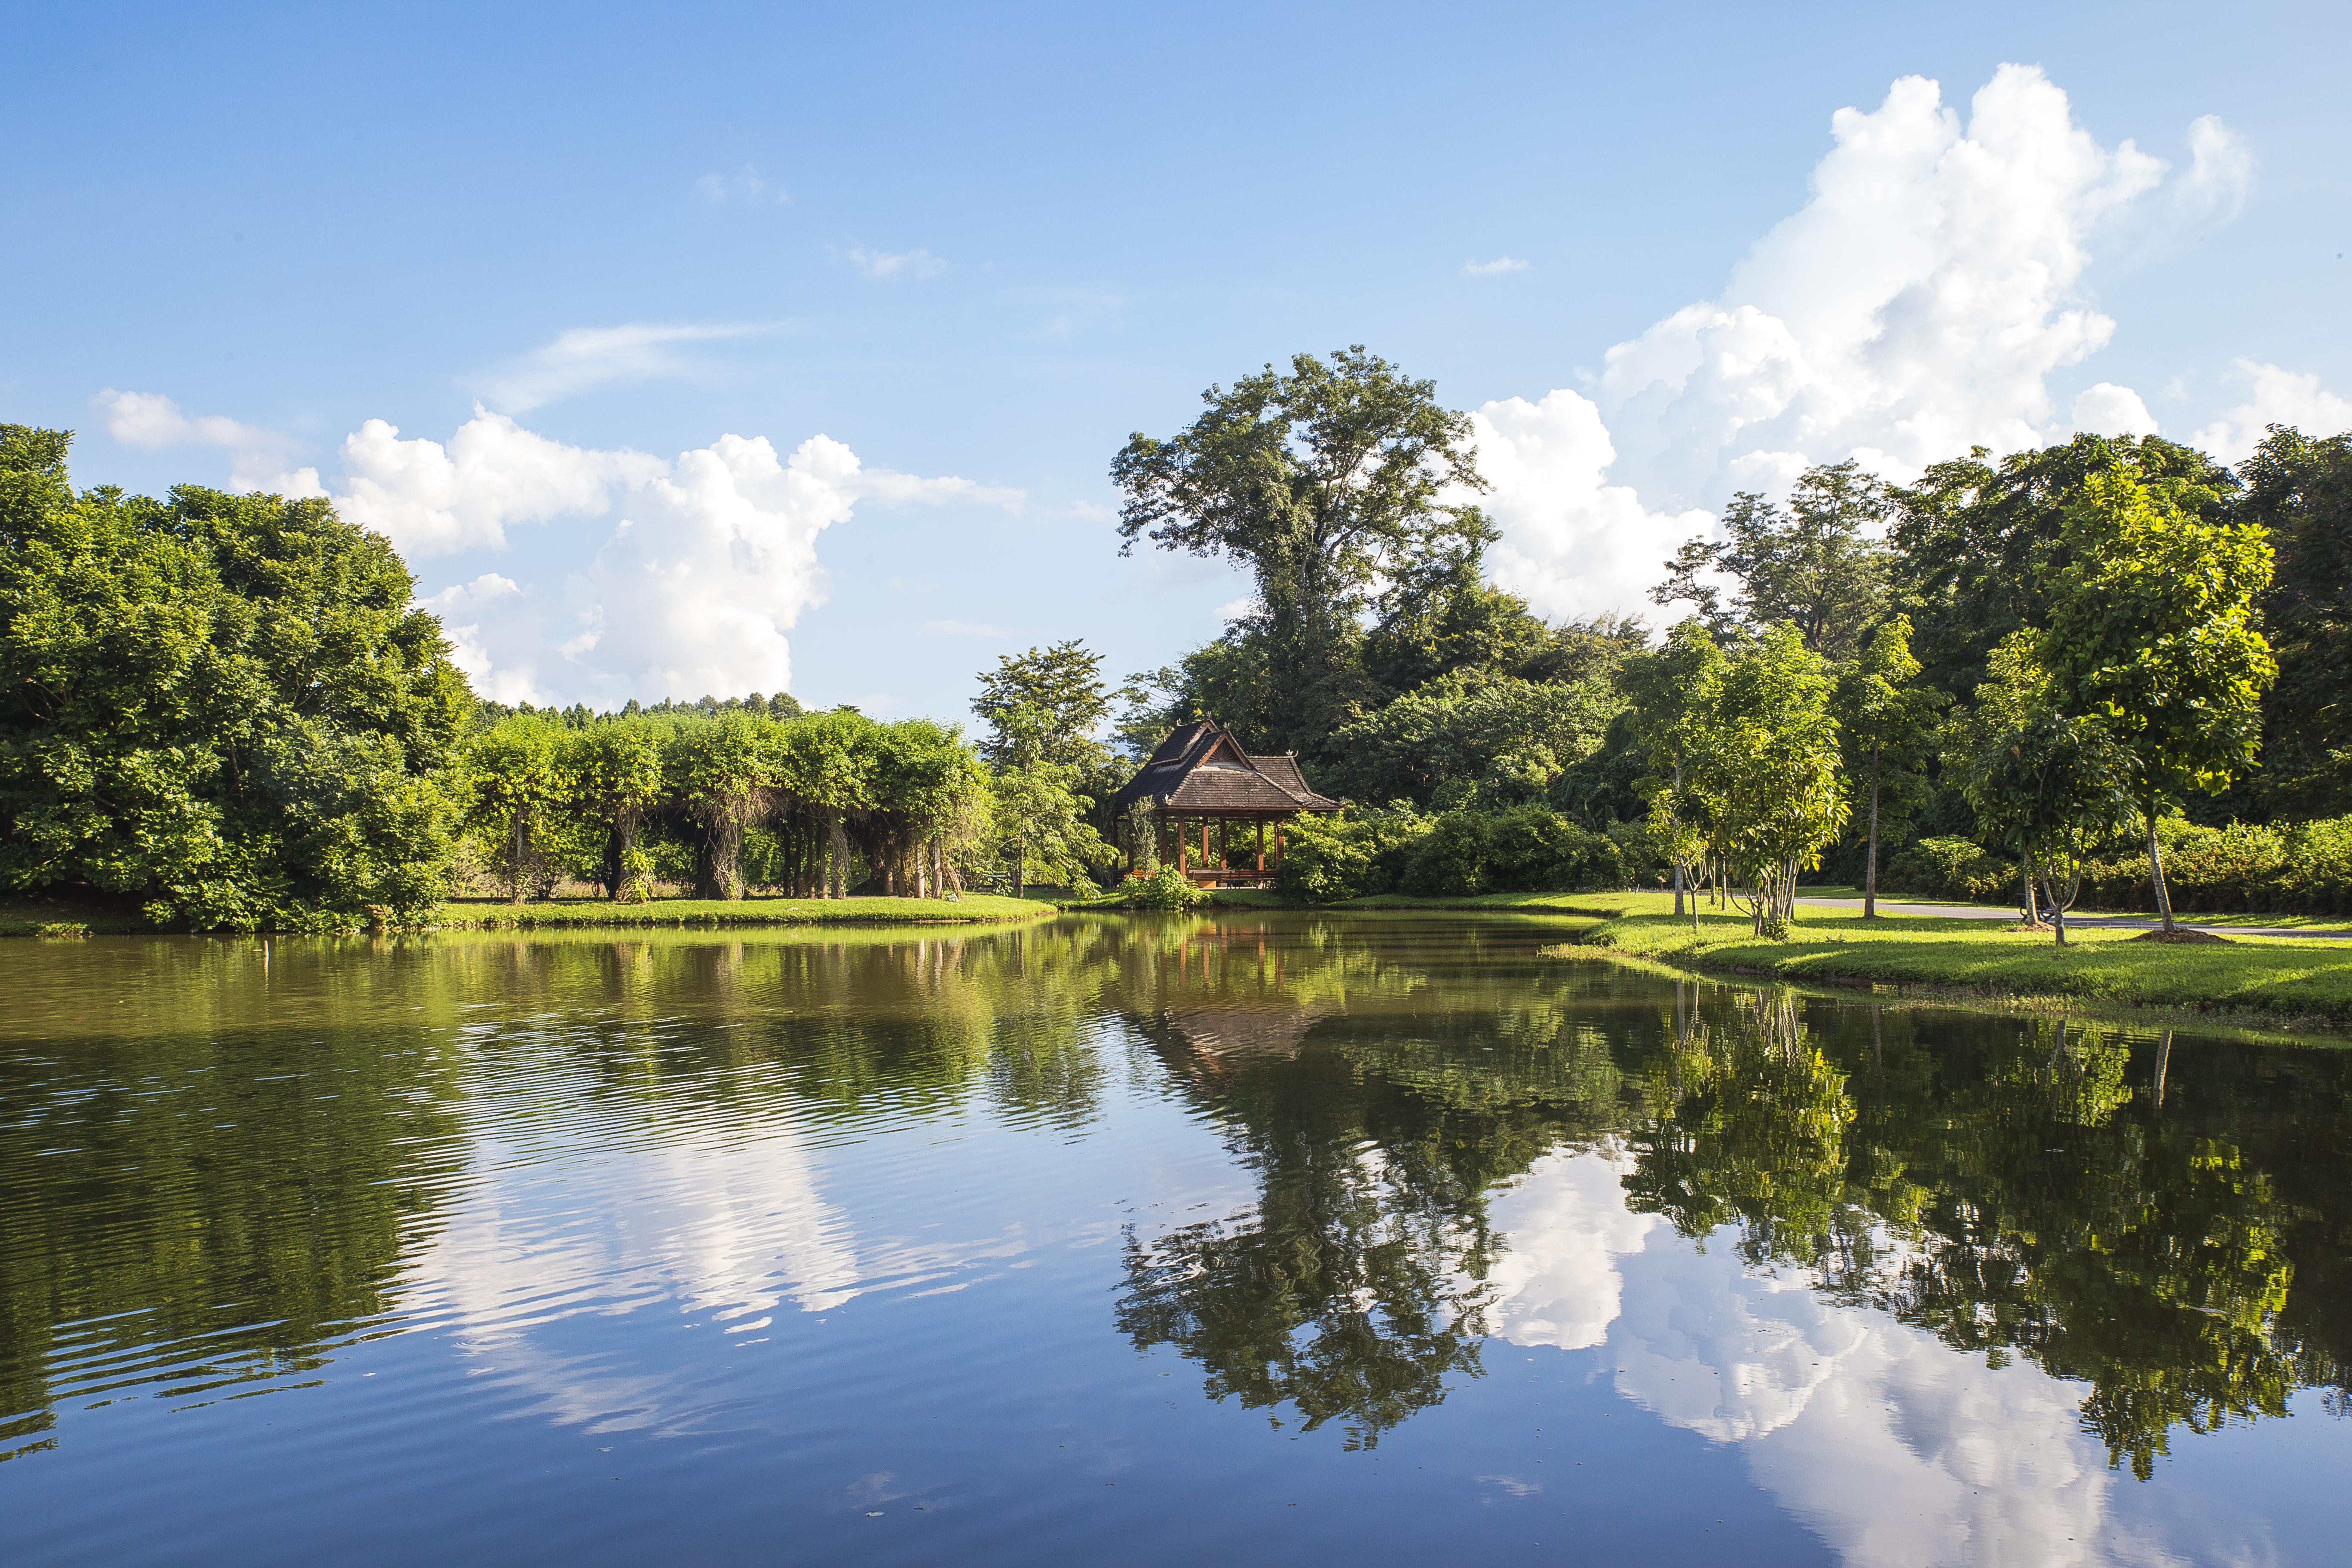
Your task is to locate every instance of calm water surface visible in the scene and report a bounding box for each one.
[3,912,2349,1565]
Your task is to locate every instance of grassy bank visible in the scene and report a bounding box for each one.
[1579,904,2352,1032]
[1,891,1056,937]
[434,894,1053,930]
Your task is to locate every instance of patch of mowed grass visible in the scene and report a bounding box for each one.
[1582,904,2352,1028]
[434,894,1052,930]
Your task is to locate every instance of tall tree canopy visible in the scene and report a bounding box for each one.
[1653,460,1894,661]
[0,425,468,928]
[1891,434,2236,699]
[2043,467,2275,930]
[2236,425,2352,819]
[1112,347,1491,760]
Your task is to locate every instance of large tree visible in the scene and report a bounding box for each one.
[1891,434,2237,699]
[1653,460,1894,661]
[2235,425,2352,819]
[2043,468,2275,932]
[0,426,468,928]
[1111,347,1491,760]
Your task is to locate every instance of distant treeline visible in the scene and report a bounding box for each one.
[9,348,2352,931]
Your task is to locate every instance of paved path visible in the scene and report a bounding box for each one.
[1791,897,2352,942]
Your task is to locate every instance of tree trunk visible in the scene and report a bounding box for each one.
[1671,762,1685,918]
[1012,832,1025,899]
[695,815,743,900]
[2146,811,2177,932]
[2019,860,2037,926]
[828,817,851,897]
[1862,750,1881,920]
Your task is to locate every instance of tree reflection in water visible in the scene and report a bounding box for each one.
[1109,917,2352,1479]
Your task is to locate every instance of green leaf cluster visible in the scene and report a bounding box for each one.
[0,426,467,928]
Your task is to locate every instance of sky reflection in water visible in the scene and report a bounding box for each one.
[3,913,2349,1565]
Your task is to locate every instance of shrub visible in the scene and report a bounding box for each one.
[2280,816,2352,916]
[1277,805,1430,903]
[1127,864,1205,910]
[1477,804,1626,893]
[1883,836,2018,901]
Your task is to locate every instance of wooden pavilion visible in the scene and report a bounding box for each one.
[1109,718,1340,888]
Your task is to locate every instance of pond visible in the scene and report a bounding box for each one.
[3,912,2349,1565]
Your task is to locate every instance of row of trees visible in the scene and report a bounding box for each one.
[1106,350,2341,930]
[456,707,987,903]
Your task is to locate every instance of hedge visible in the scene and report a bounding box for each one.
[1881,815,2352,916]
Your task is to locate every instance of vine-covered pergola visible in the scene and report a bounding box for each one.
[1109,719,1339,887]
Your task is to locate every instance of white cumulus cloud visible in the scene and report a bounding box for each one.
[1478,64,2281,621]
[321,410,1020,705]
[1463,256,1530,277]
[336,409,666,557]
[92,388,310,492]
[1472,389,1712,622]
[2069,382,2160,439]
[2192,359,2352,464]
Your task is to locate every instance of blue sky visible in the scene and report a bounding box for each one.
[6,2,2347,723]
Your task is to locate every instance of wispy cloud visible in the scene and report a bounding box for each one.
[473,322,779,413]
[837,245,947,280]
[1462,256,1530,277]
[854,469,1026,511]
[922,619,1014,639]
[696,165,789,204]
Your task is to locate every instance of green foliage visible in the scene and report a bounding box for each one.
[1275,805,1432,903]
[1686,624,1850,931]
[1112,347,1494,759]
[2045,465,2276,924]
[1127,864,1207,910]
[2236,426,2352,818]
[1396,805,1626,898]
[1832,617,1943,833]
[1654,460,1894,659]
[1891,434,2238,699]
[1946,630,2133,936]
[1274,802,1627,903]
[1324,670,1617,809]
[1883,835,2018,902]
[0,426,466,929]
[972,641,1119,891]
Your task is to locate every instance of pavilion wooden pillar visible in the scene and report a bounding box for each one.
[1218,819,1228,871]
[1177,816,1188,874]
[1255,820,1265,874]
[1201,820,1211,870]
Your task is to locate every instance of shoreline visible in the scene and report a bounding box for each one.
[1565,907,2352,1042]
[2,893,1060,938]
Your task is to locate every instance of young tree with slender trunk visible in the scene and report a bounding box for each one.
[2043,469,2275,933]
[1832,615,1942,919]
[1953,636,2132,946]
[1624,619,1727,920]
[1687,625,1849,936]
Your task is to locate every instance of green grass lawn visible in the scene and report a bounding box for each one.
[2,891,1055,936]
[1580,903,2352,1030]
[434,894,1052,929]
